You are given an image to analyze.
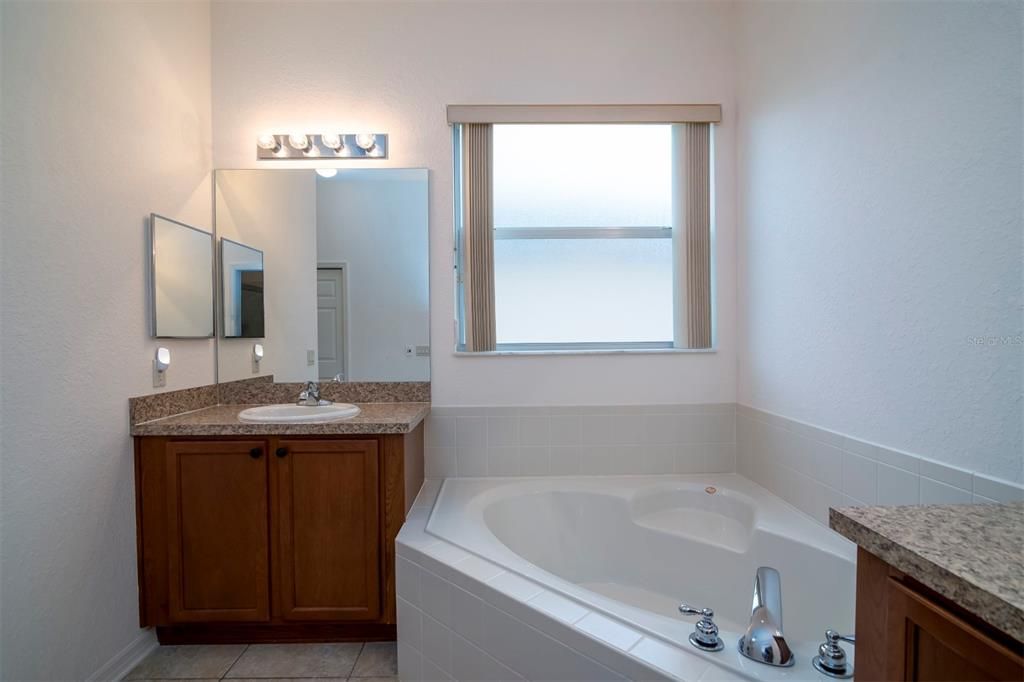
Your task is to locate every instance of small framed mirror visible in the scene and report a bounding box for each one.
[221,238,265,338]
[149,213,214,338]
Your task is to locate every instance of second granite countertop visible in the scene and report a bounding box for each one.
[831,502,1024,641]
[131,402,430,436]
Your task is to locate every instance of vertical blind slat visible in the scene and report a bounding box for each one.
[685,123,712,349]
[461,124,497,351]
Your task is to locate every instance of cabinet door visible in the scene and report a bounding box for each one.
[273,439,381,621]
[886,578,1024,681]
[165,440,270,623]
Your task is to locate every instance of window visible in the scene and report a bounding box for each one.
[493,125,673,347]
[453,114,714,353]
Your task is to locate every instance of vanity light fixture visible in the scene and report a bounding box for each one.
[316,168,338,178]
[256,133,388,160]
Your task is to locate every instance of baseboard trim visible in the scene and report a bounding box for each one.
[86,629,157,681]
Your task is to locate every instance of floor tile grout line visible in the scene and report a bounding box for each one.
[349,641,366,678]
[219,643,249,680]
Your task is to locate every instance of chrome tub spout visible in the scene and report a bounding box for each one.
[738,566,794,667]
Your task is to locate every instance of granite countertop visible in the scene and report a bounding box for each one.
[131,402,430,436]
[831,503,1024,641]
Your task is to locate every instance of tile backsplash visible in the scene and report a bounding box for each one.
[737,405,1024,526]
[424,404,737,478]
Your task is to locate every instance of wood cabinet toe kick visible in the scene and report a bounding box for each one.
[133,426,424,644]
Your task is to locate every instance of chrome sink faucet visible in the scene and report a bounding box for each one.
[738,566,794,667]
[297,381,332,407]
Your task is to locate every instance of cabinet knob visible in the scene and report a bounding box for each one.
[249,448,262,459]
[276,447,288,458]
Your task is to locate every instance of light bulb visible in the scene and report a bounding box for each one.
[355,133,376,151]
[316,168,338,178]
[256,134,280,151]
[320,133,343,151]
[288,133,310,151]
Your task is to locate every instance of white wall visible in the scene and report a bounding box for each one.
[216,170,318,383]
[735,1,1023,483]
[0,1,213,679]
[316,169,430,382]
[211,0,738,406]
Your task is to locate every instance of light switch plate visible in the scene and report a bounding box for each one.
[307,350,316,366]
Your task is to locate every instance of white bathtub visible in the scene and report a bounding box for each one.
[404,474,856,681]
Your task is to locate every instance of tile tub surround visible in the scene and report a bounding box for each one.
[423,404,737,478]
[130,402,430,436]
[396,480,741,682]
[737,405,1024,527]
[830,503,1024,641]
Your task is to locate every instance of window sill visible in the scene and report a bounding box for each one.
[453,347,716,357]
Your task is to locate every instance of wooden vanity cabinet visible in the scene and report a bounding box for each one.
[855,548,1023,681]
[273,438,380,622]
[134,428,423,644]
[163,440,271,624]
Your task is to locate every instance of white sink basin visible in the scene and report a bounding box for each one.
[238,403,361,423]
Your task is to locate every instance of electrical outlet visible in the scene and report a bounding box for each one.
[152,360,166,388]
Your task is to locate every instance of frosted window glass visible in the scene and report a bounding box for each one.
[493,124,672,228]
[494,239,672,344]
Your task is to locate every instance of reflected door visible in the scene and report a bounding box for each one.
[317,268,346,381]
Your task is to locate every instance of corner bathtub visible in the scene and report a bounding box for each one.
[397,475,857,681]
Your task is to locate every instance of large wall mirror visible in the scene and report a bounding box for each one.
[149,213,214,338]
[214,168,429,383]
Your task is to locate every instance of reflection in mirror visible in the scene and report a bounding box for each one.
[221,239,264,338]
[149,213,214,338]
[214,169,429,384]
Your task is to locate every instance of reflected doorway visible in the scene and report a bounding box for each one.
[317,265,348,381]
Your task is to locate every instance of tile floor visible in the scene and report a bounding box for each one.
[126,641,397,681]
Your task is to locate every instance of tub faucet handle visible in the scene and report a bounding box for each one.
[812,630,856,679]
[679,604,724,652]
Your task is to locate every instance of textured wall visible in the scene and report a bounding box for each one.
[736,1,1023,482]
[0,2,212,679]
[210,0,739,407]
